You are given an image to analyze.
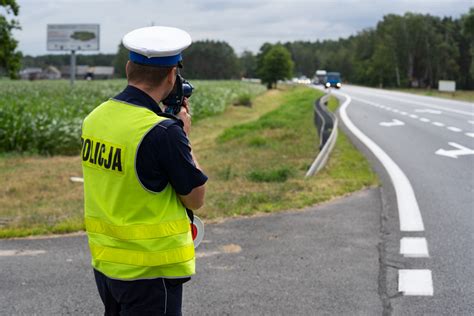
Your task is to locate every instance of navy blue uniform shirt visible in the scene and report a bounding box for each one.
[113,85,207,194]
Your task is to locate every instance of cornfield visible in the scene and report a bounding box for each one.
[0,80,265,155]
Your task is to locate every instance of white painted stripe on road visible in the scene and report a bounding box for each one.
[353,89,474,117]
[419,118,430,122]
[400,237,429,258]
[409,114,418,119]
[432,122,445,127]
[447,126,462,132]
[0,250,46,256]
[335,91,424,232]
[436,142,474,158]
[400,112,408,115]
[398,269,433,296]
[466,133,474,138]
[469,120,474,125]
[415,109,442,114]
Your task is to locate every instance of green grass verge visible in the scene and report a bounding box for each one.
[195,87,379,218]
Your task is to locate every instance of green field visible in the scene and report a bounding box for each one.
[0,80,265,155]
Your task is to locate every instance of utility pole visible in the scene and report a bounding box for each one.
[70,50,76,87]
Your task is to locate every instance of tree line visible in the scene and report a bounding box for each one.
[4,6,473,89]
[280,9,474,89]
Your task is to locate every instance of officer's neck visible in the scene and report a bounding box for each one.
[128,83,167,104]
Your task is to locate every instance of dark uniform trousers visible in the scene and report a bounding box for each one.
[94,269,184,316]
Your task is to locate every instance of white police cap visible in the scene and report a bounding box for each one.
[122,26,192,67]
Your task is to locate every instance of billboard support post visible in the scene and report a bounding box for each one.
[70,50,76,86]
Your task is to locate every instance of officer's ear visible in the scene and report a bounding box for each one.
[125,61,132,80]
[166,67,176,85]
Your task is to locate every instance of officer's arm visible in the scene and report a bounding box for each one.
[178,151,205,210]
[179,184,205,210]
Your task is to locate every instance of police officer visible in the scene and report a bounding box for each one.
[81,26,207,315]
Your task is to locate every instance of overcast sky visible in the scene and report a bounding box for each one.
[10,0,473,56]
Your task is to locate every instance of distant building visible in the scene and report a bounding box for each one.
[19,66,61,80]
[88,66,114,80]
[43,66,61,80]
[19,65,114,80]
[61,65,89,79]
[19,68,43,80]
[61,65,114,80]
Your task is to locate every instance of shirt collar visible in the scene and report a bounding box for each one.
[113,85,162,115]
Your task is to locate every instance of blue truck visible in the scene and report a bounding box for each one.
[325,72,342,89]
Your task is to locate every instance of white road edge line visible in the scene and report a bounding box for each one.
[335,91,424,232]
[400,237,429,258]
[398,269,434,296]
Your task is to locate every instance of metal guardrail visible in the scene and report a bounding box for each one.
[305,91,338,177]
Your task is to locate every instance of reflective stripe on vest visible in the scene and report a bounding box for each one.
[85,217,190,240]
[82,99,195,280]
[89,243,195,267]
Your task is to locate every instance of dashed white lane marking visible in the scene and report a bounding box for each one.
[415,109,442,114]
[398,270,433,296]
[447,126,462,132]
[353,89,474,116]
[400,237,429,258]
[336,91,425,232]
[352,94,473,140]
[380,119,405,127]
[0,250,46,256]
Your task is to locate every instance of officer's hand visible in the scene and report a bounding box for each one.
[178,98,191,135]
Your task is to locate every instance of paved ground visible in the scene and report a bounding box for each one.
[1,188,383,315]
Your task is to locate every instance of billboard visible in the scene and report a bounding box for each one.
[47,24,100,51]
[438,80,456,92]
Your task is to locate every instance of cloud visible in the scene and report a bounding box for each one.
[13,0,472,56]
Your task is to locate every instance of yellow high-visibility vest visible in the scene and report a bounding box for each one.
[81,98,195,280]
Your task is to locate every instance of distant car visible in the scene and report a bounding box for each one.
[292,76,311,85]
[325,72,342,89]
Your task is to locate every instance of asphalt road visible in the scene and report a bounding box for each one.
[330,85,474,315]
[1,189,383,315]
